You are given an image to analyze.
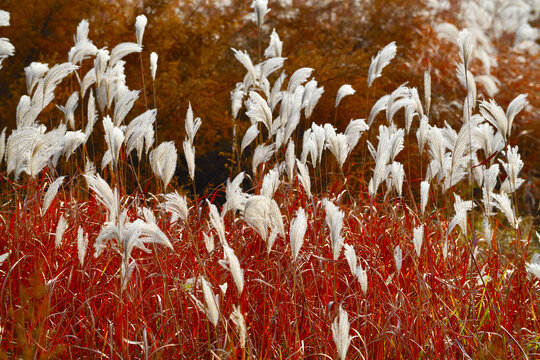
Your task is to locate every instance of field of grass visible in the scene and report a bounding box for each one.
[0,1,539,359]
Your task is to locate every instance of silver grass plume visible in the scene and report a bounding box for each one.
[243,195,284,250]
[447,194,473,236]
[424,70,431,116]
[183,139,196,181]
[42,176,65,215]
[201,277,220,327]
[251,0,270,27]
[149,141,177,189]
[24,62,49,95]
[0,127,5,165]
[222,172,249,215]
[207,200,228,246]
[0,10,8,27]
[394,245,403,274]
[389,161,405,197]
[302,79,324,118]
[68,21,98,64]
[159,191,188,224]
[85,173,120,223]
[326,133,350,169]
[491,193,519,229]
[413,225,424,257]
[241,123,259,154]
[81,68,96,99]
[231,49,256,88]
[261,167,280,199]
[63,131,85,160]
[0,252,9,265]
[296,159,312,198]
[246,91,273,135]
[288,67,313,93]
[506,94,528,136]
[94,48,109,87]
[125,109,156,160]
[223,244,244,294]
[335,84,355,108]
[252,143,274,175]
[55,215,68,248]
[482,164,499,216]
[85,91,98,140]
[203,233,214,253]
[230,306,247,349]
[265,28,282,58]
[150,52,158,81]
[285,140,295,181]
[102,115,124,169]
[20,63,78,128]
[368,41,397,87]
[368,94,390,127]
[323,199,345,261]
[114,89,139,126]
[77,226,89,266]
[290,207,307,261]
[500,145,524,193]
[332,306,352,360]
[356,264,368,294]
[231,83,245,119]
[420,180,430,215]
[416,115,430,154]
[185,102,202,144]
[344,118,368,150]
[457,29,475,68]
[135,15,147,46]
[525,255,540,280]
[110,42,142,68]
[344,244,357,277]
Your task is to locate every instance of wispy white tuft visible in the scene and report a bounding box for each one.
[230,305,247,349]
[251,0,270,27]
[159,191,188,224]
[135,15,147,46]
[368,42,397,87]
[335,84,355,108]
[323,199,345,260]
[491,192,519,229]
[424,70,431,116]
[290,207,307,261]
[332,306,352,360]
[356,264,368,294]
[203,232,214,253]
[183,139,196,181]
[24,62,49,95]
[243,195,284,250]
[394,245,403,274]
[296,159,312,198]
[55,215,68,248]
[77,226,89,266]
[42,176,65,215]
[222,172,249,215]
[0,10,10,27]
[506,94,528,138]
[110,42,142,67]
[150,52,158,81]
[223,245,244,294]
[201,277,220,327]
[149,141,177,189]
[102,115,125,168]
[252,143,274,175]
[457,29,475,68]
[207,200,227,246]
[288,67,313,93]
[413,225,424,257]
[246,91,273,135]
[344,244,357,277]
[265,28,282,58]
[420,180,430,215]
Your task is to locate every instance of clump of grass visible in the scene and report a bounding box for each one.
[0,2,539,359]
